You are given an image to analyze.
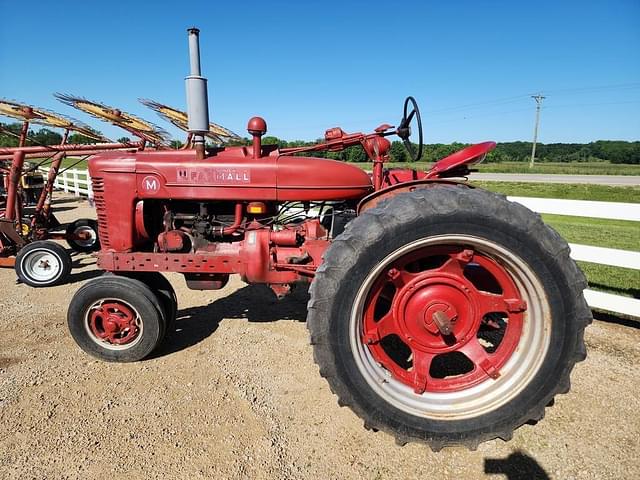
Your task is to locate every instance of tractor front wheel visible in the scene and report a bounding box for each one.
[107,271,178,335]
[308,185,591,449]
[67,276,166,362]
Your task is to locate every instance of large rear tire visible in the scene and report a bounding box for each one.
[307,185,591,450]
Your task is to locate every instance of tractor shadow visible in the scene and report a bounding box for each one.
[484,451,550,479]
[61,254,102,285]
[153,284,309,358]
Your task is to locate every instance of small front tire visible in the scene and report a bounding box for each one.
[67,276,167,362]
[108,271,178,334]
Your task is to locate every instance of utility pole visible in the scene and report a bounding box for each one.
[529,94,545,168]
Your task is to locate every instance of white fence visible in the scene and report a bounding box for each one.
[41,167,639,318]
[39,167,92,199]
[508,196,639,318]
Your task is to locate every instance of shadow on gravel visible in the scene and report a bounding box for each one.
[484,451,550,479]
[51,197,85,205]
[63,269,103,285]
[592,310,640,329]
[153,284,309,358]
[22,205,76,215]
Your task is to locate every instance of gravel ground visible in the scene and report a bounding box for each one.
[1,195,639,480]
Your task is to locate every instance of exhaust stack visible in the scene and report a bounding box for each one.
[185,27,209,158]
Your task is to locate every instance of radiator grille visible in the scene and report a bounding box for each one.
[91,177,110,249]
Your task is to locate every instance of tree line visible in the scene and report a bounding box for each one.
[2,121,638,164]
[0,122,100,147]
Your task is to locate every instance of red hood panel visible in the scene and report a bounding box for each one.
[276,156,372,201]
[88,148,373,202]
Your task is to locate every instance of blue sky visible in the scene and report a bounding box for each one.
[1,0,638,143]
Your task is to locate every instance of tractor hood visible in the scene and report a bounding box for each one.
[88,147,373,202]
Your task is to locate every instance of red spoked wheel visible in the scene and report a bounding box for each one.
[350,234,551,421]
[362,245,526,395]
[86,300,142,348]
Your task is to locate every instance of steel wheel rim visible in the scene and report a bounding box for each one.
[349,234,551,420]
[22,249,62,283]
[73,226,97,248]
[84,298,144,350]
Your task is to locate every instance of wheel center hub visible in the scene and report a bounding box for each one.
[88,302,139,345]
[395,275,478,351]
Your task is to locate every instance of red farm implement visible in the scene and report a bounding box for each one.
[0,98,169,284]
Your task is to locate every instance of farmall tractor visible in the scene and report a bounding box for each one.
[66,28,591,449]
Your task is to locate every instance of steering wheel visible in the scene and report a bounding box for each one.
[396,96,423,162]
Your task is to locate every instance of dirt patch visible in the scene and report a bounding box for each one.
[1,195,639,479]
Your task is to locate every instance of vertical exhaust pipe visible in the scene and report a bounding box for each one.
[185,27,209,159]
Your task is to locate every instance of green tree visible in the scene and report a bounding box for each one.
[390,141,408,162]
[29,128,62,146]
[68,133,101,145]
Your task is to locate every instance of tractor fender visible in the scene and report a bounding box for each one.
[357,178,472,214]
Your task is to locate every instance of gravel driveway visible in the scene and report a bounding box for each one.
[1,195,638,480]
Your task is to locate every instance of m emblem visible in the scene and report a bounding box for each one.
[141,176,160,194]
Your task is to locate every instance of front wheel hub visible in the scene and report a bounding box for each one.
[87,301,141,347]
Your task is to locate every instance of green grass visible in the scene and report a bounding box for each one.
[477,161,640,176]
[473,181,639,298]
[26,157,89,170]
[356,161,640,176]
[473,182,640,298]
[473,181,640,203]
[541,214,639,298]
[474,182,639,299]
[60,157,89,169]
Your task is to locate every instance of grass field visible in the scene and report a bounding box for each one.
[541,214,639,298]
[472,181,640,203]
[477,161,640,176]
[355,161,640,176]
[31,157,640,176]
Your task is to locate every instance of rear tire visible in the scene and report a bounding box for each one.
[15,240,72,287]
[66,218,100,253]
[67,276,166,362]
[307,185,591,449]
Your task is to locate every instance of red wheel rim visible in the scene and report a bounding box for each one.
[88,301,140,346]
[362,245,527,393]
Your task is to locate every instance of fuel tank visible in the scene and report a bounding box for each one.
[88,146,373,201]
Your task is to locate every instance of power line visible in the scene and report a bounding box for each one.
[530,95,546,168]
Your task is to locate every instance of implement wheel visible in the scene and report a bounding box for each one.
[15,240,72,287]
[66,218,100,253]
[308,185,591,450]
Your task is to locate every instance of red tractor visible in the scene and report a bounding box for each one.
[66,28,591,449]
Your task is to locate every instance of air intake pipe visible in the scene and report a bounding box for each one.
[185,27,209,159]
